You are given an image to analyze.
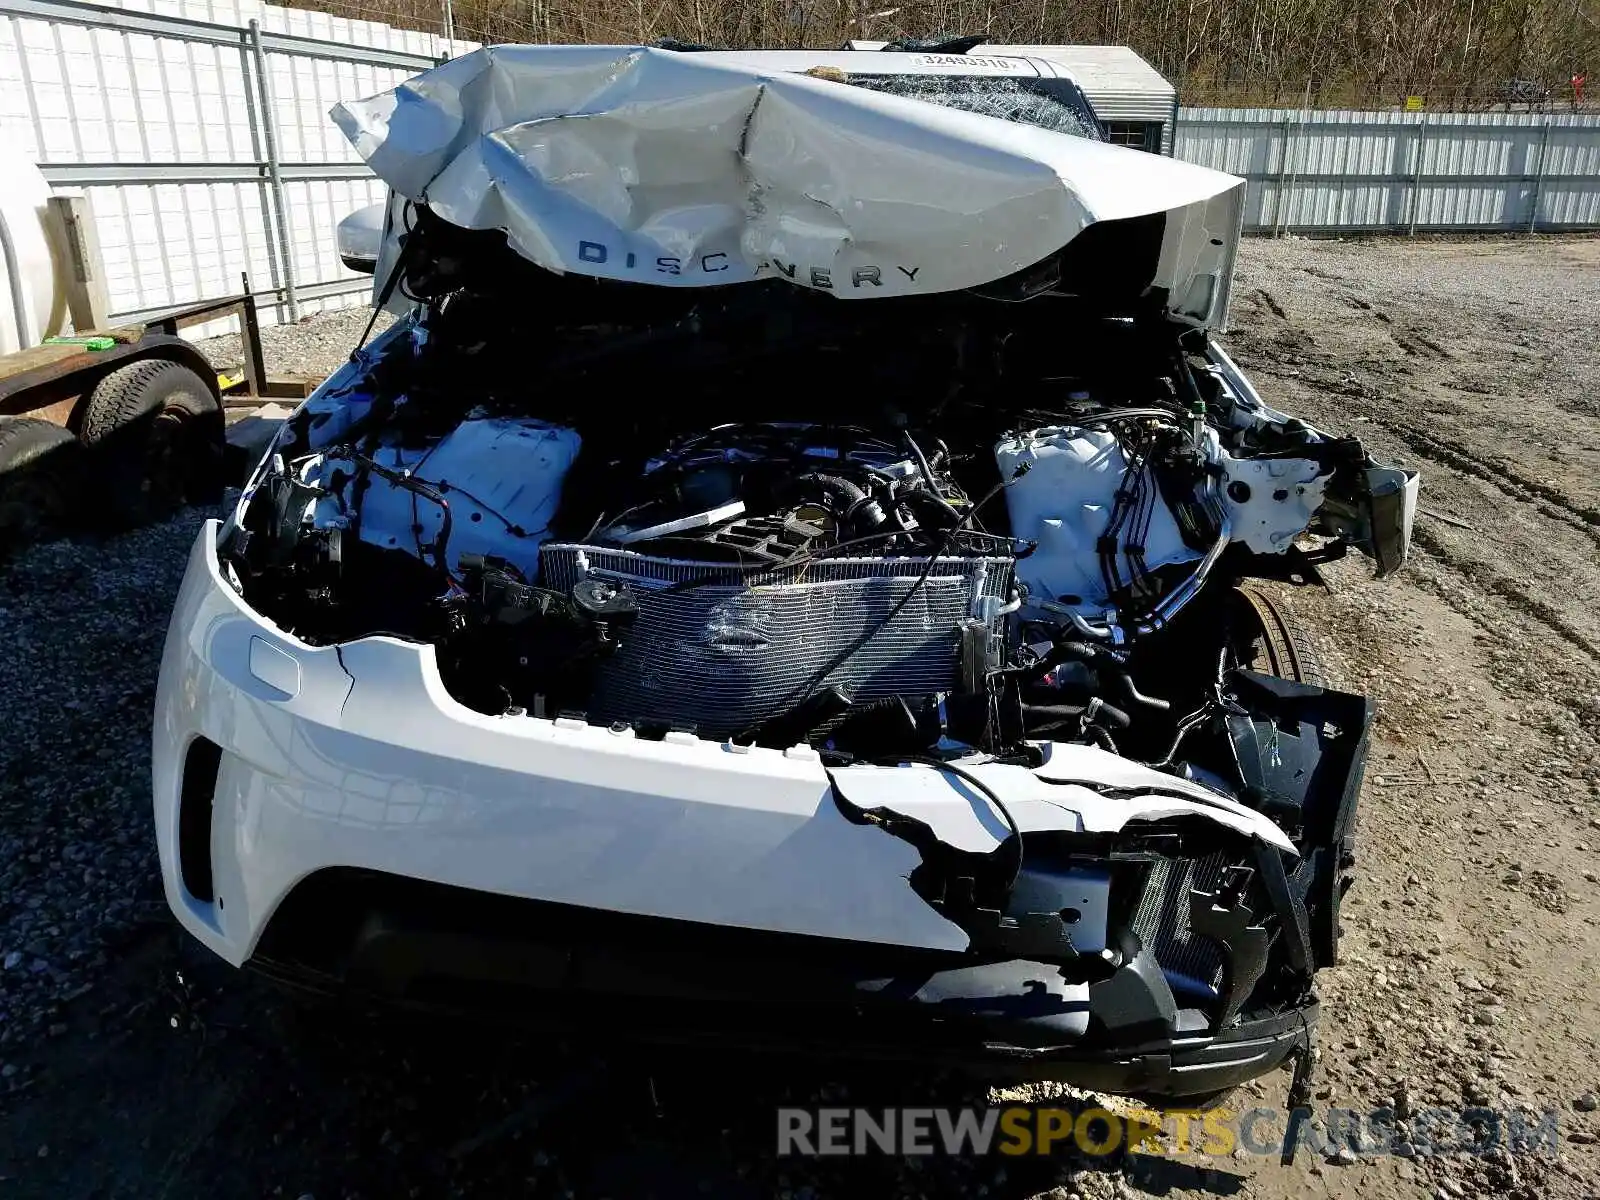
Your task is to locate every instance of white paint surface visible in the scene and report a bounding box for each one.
[333,45,1244,324]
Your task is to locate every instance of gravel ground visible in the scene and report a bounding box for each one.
[2,237,1599,1199]
[196,305,393,380]
[0,517,202,1051]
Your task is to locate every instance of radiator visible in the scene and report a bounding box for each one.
[539,544,1015,738]
[1130,852,1233,999]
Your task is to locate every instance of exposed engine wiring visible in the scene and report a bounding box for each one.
[1096,416,1172,612]
[429,478,535,537]
[1069,479,1233,643]
[347,451,456,588]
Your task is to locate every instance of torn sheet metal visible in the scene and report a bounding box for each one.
[331,46,1245,325]
[829,753,1298,854]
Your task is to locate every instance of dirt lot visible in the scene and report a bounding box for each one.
[1,236,1598,1200]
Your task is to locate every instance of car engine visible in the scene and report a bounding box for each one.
[224,213,1414,772]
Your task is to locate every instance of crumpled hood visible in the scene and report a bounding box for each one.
[332,45,1245,326]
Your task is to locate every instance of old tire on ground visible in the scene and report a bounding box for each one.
[0,416,83,552]
[77,357,222,526]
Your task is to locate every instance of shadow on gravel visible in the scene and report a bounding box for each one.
[0,922,1255,1199]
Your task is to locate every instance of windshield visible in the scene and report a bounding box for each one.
[840,74,1104,140]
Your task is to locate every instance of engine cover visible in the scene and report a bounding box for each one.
[306,417,580,580]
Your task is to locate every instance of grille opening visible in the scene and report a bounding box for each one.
[178,736,223,903]
[1130,852,1232,998]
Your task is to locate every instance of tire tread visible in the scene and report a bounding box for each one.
[78,358,215,446]
[1234,584,1328,687]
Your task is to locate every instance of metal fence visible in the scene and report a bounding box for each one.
[3,1,1599,341]
[1177,106,1600,233]
[0,0,468,332]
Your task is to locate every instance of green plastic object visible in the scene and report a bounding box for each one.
[44,335,115,351]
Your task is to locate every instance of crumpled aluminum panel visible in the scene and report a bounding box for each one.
[540,544,1014,738]
[331,44,1244,325]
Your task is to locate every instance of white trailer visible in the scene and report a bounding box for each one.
[846,42,1179,153]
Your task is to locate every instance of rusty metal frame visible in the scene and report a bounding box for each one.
[0,292,266,418]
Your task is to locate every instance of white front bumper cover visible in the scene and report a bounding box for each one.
[154,520,1295,969]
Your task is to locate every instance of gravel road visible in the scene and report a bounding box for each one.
[2,237,1598,1200]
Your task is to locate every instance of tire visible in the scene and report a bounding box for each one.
[77,357,222,526]
[0,416,83,552]
[1232,583,1359,967]
[1230,584,1327,686]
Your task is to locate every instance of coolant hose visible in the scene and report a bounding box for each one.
[798,471,866,505]
[1131,489,1232,636]
[798,472,887,531]
[902,430,964,525]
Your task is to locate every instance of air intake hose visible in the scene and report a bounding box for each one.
[796,472,888,533]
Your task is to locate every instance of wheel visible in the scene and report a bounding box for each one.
[76,357,223,526]
[1230,584,1326,686]
[0,416,83,552]
[1231,583,1361,971]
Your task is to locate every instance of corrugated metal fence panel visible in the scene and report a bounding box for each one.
[0,0,468,335]
[2,8,269,325]
[1,6,257,164]
[83,180,281,319]
[280,173,388,318]
[253,14,426,327]
[1176,106,1600,232]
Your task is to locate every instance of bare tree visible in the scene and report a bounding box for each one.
[292,0,1598,107]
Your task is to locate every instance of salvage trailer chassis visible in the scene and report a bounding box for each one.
[0,292,282,544]
[0,292,264,416]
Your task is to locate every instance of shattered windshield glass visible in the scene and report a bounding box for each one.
[840,75,1104,140]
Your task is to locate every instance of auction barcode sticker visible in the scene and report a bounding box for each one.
[908,54,1030,73]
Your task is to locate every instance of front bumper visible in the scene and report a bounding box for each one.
[247,867,1316,1098]
[154,522,972,969]
[154,521,1314,1095]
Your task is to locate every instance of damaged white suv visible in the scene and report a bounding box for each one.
[153,44,1417,1099]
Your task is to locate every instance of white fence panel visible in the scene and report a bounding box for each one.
[0,0,467,337]
[1177,106,1600,233]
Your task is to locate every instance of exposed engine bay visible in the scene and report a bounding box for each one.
[226,210,1414,769]
[206,203,1417,1071]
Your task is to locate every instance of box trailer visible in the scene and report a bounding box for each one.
[846,42,1179,154]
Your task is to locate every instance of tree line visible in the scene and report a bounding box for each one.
[306,0,1597,107]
